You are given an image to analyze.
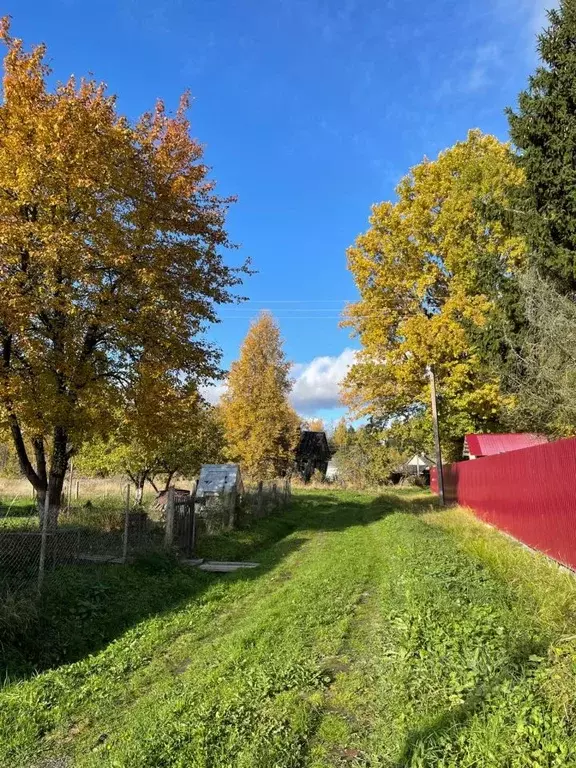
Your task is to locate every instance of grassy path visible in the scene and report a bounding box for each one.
[1,489,576,766]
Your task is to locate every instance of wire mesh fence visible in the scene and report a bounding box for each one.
[0,476,292,599]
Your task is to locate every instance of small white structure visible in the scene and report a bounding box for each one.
[405,454,434,476]
[196,464,244,498]
[325,460,339,481]
[195,464,244,532]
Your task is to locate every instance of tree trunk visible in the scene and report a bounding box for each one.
[134,473,146,506]
[37,427,69,529]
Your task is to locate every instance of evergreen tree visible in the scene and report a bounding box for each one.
[507,0,576,290]
[221,312,300,480]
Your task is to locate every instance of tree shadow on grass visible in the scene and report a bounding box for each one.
[0,488,436,684]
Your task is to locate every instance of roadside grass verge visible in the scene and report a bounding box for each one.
[423,505,576,634]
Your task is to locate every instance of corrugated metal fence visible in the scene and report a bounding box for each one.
[431,437,576,570]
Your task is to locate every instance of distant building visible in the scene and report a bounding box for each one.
[463,433,548,460]
[403,454,435,476]
[295,431,331,481]
[196,464,244,498]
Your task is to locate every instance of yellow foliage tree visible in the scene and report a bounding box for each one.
[0,21,243,524]
[221,312,300,480]
[331,417,351,449]
[305,418,325,432]
[343,131,526,457]
[77,368,224,504]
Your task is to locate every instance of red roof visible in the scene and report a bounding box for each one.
[464,433,548,458]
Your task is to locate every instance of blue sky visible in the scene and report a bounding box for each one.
[8,0,554,421]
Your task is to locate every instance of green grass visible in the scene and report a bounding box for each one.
[1,489,576,766]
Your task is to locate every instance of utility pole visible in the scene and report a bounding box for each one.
[427,365,445,505]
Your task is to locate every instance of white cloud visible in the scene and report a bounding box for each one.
[436,0,557,100]
[200,348,358,416]
[290,348,357,414]
[200,381,227,406]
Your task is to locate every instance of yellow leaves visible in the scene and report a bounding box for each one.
[0,22,243,464]
[344,131,526,442]
[221,312,299,480]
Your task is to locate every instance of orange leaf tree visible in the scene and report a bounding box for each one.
[0,20,244,524]
[221,312,300,480]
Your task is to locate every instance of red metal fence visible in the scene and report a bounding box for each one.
[430,437,576,570]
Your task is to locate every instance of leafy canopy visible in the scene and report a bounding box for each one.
[343,131,525,457]
[0,19,243,507]
[77,369,224,496]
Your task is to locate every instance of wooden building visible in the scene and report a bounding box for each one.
[295,431,331,481]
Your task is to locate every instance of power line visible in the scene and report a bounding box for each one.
[227,299,355,303]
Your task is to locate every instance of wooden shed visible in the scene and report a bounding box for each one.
[295,431,331,481]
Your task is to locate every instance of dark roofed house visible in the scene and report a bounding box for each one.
[463,433,548,460]
[295,431,331,481]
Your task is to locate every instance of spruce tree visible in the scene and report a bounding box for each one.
[507,0,576,290]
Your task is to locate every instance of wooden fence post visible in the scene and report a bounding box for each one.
[76,480,80,501]
[272,482,278,511]
[122,483,131,563]
[257,481,263,518]
[186,480,198,559]
[164,486,176,549]
[228,487,237,529]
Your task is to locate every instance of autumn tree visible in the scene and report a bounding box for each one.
[77,370,224,503]
[333,426,406,488]
[343,131,526,458]
[221,312,300,479]
[330,417,353,450]
[0,21,243,525]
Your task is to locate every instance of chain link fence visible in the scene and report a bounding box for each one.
[0,477,292,598]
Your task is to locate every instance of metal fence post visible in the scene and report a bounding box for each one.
[122,483,131,563]
[37,489,50,594]
[164,486,175,549]
[67,459,74,512]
